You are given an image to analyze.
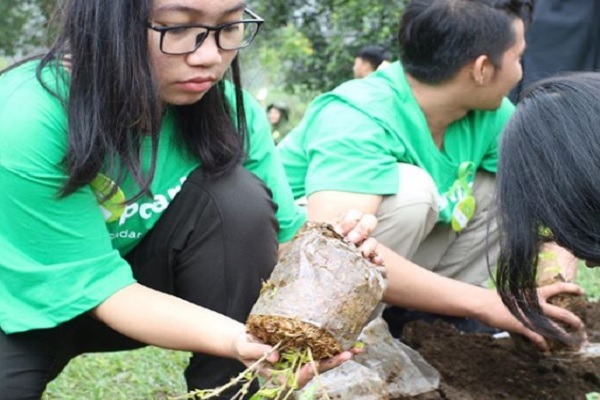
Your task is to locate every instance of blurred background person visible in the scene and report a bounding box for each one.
[352,44,392,79]
[510,0,600,101]
[267,102,290,144]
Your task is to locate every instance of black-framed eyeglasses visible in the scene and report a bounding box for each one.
[147,8,264,55]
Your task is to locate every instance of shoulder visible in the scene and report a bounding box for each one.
[332,61,410,101]
[0,62,69,168]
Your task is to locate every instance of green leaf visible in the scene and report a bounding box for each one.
[254,387,283,399]
[353,341,365,350]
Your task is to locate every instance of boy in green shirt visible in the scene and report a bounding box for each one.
[279,0,580,334]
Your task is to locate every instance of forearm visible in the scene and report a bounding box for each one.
[380,245,489,319]
[538,242,579,283]
[91,283,245,358]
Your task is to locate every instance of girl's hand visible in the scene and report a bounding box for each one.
[333,209,384,265]
[232,331,279,371]
[293,347,361,387]
[521,282,586,351]
[475,283,585,351]
[232,331,360,388]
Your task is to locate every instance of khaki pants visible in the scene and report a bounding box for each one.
[373,164,499,287]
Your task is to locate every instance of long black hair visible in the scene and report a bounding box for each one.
[496,72,600,342]
[7,0,247,199]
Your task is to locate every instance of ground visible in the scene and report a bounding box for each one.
[398,302,600,400]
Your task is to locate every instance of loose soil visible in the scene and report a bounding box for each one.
[400,301,600,400]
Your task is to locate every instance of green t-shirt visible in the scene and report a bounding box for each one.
[0,62,304,333]
[278,61,514,224]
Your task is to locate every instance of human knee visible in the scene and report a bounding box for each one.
[173,166,279,316]
[373,165,439,257]
[397,164,439,208]
[379,164,439,226]
[185,166,279,236]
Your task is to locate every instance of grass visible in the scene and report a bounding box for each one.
[578,263,600,301]
[43,347,189,400]
[42,264,600,400]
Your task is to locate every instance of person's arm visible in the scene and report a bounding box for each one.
[91,282,356,384]
[307,190,584,350]
[91,283,248,356]
[538,242,579,283]
[378,246,583,348]
[308,191,382,220]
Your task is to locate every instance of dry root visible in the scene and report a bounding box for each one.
[247,314,341,360]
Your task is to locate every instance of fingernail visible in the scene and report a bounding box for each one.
[347,231,360,242]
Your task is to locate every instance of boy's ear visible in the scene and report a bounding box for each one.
[471,55,493,86]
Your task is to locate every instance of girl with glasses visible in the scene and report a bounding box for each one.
[0,0,379,398]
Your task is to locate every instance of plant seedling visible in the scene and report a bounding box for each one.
[170,343,331,400]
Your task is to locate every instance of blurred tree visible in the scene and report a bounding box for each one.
[0,0,57,57]
[250,0,406,93]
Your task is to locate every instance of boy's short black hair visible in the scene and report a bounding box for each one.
[398,0,532,84]
[357,45,392,70]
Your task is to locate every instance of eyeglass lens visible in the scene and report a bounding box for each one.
[162,22,259,54]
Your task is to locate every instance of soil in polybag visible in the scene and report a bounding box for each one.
[246,222,387,359]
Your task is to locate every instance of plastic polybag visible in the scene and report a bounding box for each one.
[247,222,387,359]
[296,317,440,399]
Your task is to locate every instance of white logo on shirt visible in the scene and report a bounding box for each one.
[117,176,187,226]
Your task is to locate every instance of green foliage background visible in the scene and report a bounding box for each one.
[0,0,57,58]
[248,0,405,93]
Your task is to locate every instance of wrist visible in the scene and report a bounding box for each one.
[227,322,248,360]
[465,287,495,321]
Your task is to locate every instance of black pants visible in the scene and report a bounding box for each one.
[0,166,280,400]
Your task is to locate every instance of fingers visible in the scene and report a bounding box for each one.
[536,282,586,330]
[255,364,274,380]
[236,333,280,368]
[318,351,352,372]
[350,343,365,355]
[540,303,585,330]
[359,237,378,256]
[519,329,549,352]
[358,238,384,265]
[335,209,363,235]
[346,214,378,244]
[335,210,378,244]
[330,210,383,264]
[538,282,584,300]
[295,351,353,387]
[262,348,280,364]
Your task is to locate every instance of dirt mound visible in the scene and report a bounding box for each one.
[400,301,600,400]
